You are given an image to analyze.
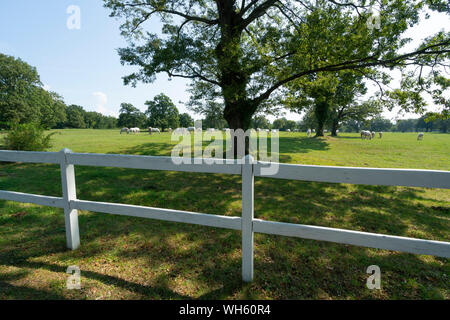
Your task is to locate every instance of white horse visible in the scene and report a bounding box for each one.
[148,127,161,134]
[361,130,372,140]
[120,128,129,134]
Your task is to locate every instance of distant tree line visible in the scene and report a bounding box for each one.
[338,116,449,133]
[118,93,194,130]
[246,114,449,134]
[0,53,117,130]
[63,105,118,129]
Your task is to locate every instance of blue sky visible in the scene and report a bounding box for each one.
[0,0,191,118]
[0,1,448,121]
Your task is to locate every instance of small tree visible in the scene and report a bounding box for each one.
[251,115,271,129]
[66,105,86,128]
[179,113,194,128]
[118,103,146,128]
[4,123,56,151]
[145,94,180,131]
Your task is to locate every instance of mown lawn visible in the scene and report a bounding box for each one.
[0,129,449,299]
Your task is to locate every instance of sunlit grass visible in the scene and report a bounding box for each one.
[0,129,449,299]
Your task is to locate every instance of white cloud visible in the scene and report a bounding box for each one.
[92,91,110,115]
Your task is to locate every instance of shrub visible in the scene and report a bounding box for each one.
[4,123,56,151]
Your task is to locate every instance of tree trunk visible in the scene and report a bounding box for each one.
[224,105,253,158]
[331,120,339,136]
[316,123,324,137]
[314,101,329,137]
[215,14,253,157]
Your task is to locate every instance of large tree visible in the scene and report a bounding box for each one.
[328,100,381,135]
[66,105,86,128]
[37,90,67,129]
[288,73,338,136]
[179,112,194,127]
[118,102,147,128]
[104,0,449,137]
[0,53,42,127]
[326,72,377,136]
[145,93,180,131]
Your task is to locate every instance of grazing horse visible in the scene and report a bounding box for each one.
[120,128,129,134]
[307,129,312,137]
[148,127,161,134]
[361,130,372,140]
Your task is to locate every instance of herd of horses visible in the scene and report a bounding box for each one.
[120,127,161,134]
[119,127,426,140]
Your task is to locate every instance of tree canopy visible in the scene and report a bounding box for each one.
[0,53,43,127]
[104,0,449,132]
[179,112,194,127]
[118,103,147,128]
[0,53,118,130]
[145,93,180,130]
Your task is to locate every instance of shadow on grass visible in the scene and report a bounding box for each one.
[111,135,330,158]
[0,163,448,299]
[115,142,176,157]
[333,135,363,140]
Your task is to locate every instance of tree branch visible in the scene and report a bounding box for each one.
[253,40,450,104]
[241,0,279,29]
[122,2,219,25]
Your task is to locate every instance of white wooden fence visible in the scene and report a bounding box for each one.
[1,148,449,282]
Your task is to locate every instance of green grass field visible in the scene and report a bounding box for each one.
[0,129,449,299]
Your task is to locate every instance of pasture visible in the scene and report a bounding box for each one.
[0,129,449,299]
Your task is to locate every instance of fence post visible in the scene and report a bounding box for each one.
[59,148,80,250]
[242,154,254,282]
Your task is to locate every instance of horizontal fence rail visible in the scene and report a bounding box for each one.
[67,153,242,175]
[255,162,450,188]
[253,219,450,258]
[0,149,449,282]
[0,150,60,164]
[72,199,242,230]
[0,190,64,208]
